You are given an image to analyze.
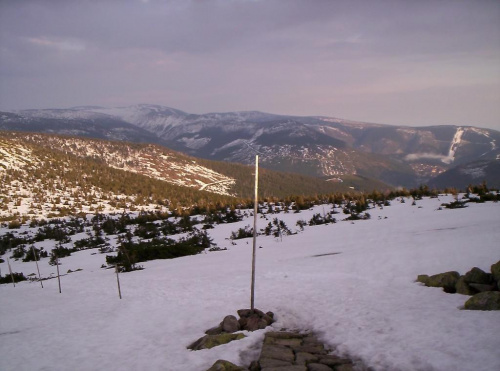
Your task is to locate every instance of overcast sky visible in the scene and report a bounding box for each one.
[1,0,499,130]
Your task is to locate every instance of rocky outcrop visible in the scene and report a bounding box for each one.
[417,260,500,310]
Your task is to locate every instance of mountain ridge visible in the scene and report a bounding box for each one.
[1,130,390,221]
[2,104,499,188]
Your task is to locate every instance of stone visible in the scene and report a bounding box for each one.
[318,355,352,367]
[426,271,460,293]
[259,358,294,368]
[187,333,246,350]
[464,267,492,285]
[295,352,319,365]
[416,274,429,285]
[246,316,269,331]
[261,366,306,371]
[468,283,495,293]
[221,315,241,333]
[266,331,305,339]
[206,359,246,371]
[336,364,355,371]
[293,345,328,355]
[455,276,476,295]
[464,291,500,310]
[491,260,500,281]
[237,308,275,331]
[260,345,295,363]
[273,337,303,347]
[248,360,261,371]
[205,325,223,335]
[307,363,332,371]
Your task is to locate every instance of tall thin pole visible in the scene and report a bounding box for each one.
[55,255,62,294]
[32,246,43,288]
[7,257,15,288]
[115,264,122,299]
[251,155,259,311]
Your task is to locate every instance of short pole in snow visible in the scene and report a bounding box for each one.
[251,154,258,311]
[115,264,122,299]
[55,255,62,294]
[7,257,15,288]
[32,246,43,288]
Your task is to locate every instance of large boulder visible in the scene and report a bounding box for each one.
[206,360,246,371]
[187,333,246,350]
[426,271,460,293]
[464,267,492,285]
[464,291,500,311]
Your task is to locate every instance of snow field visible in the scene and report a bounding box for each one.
[1,196,499,371]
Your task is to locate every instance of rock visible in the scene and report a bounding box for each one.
[318,355,352,367]
[293,344,328,355]
[261,366,306,371]
[464,291,500,310]
[221,315,241,333]
[464,267,492,285]
[266,331,305,339]
[295,352,318,365]
[336,364,355,371]
[187,333,246,350]
[455,276,476,295]
[248,360,261,371]
[468,283,495,292]
[416,274,429,285]
[246,316,269,331]
[260,345,295,363]
[491,261,500,281]
[237,309,254,318]
[259,358,294,368]
[206,360,246,371]
[237,308,274,331]
[272,337,303,347]
[426,271,460,293]
[307,363,332,371]
[205,325,223,335]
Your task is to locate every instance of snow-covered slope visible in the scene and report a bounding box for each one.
[0,132,237,219]
[1,196,499,371]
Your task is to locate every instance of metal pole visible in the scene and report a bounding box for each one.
[32,246,43,288]
[115,264,122,299]
[7,257,15,288]
[56,255,62,294]
[251,155,258,311]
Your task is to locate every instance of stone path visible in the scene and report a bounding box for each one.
[252,331,356,371]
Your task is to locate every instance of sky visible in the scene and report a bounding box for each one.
[0,0,499,130]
